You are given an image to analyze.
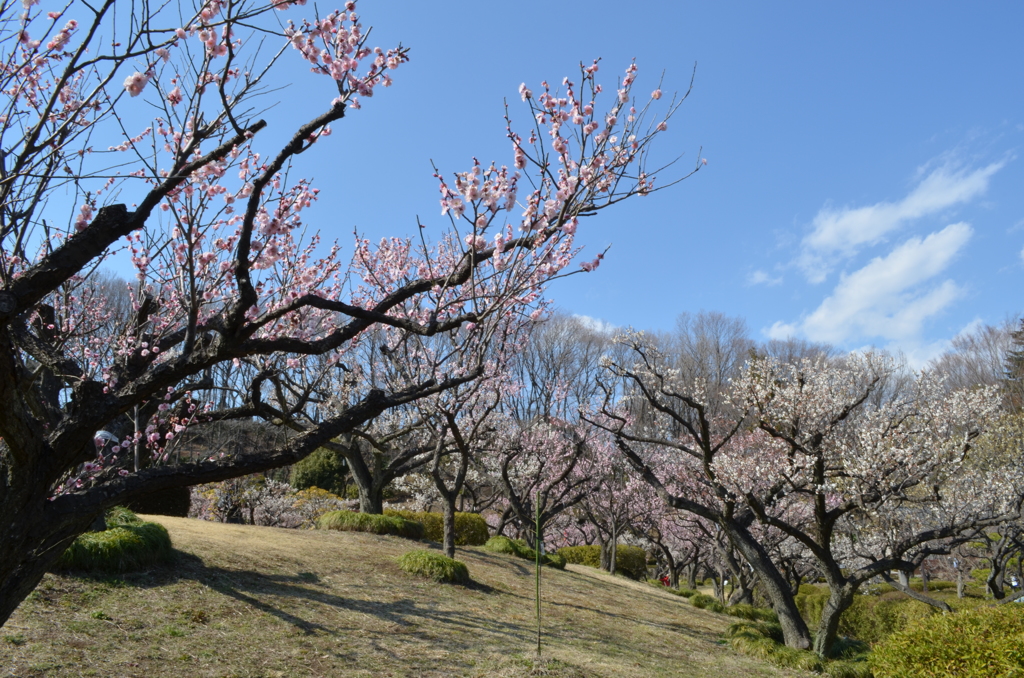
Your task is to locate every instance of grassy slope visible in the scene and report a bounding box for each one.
[1,516,808,678]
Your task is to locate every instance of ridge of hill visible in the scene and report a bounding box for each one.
[2,516,807,677]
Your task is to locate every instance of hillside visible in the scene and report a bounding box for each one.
[2,517,807,677]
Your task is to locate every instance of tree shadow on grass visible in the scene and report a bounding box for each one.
[77,549,526,642]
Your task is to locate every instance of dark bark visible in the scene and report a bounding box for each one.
[812,584,856,657]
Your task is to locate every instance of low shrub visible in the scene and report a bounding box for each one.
[397,549,470,584]
[384,509,489,545]
[484,536,565,569]
[316,511,424,539]
[675,588,698,598]
[555,544,648,580]
[796,583,939,644]
[54,508,174,573]
[870,605,1024,678]
[725,603,779,623]
[725,620,872,677]
[690,593,726,613]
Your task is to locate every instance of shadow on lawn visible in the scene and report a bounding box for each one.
[70,549,521,640]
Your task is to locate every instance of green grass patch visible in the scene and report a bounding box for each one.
[397,549,470,584]
[316,510,424,539]
[53,508,173,574]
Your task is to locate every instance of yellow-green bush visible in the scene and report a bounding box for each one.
[397,549,469,584]
[384,509,489,545]
[54,507,174,573]
[316,511,424,539]
[484,536,565,569]
[870,605,1024,678]
[796,584,940,644]
[726,620,872,677]
[690,593,726,613]
[555,544,648,580]
[726,603,779,623]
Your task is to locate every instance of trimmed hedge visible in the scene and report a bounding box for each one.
[384,509,489,546]
[556,544,648,580]
[316,511,424,539]
[484,536,565,569]
[54,507,174,573]
[870,605,1024,678]
[397,549,470,584]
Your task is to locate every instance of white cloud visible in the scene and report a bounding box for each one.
[766,321,798,340]
[1020,244,1024,265]
[798,161,1003,282]
[795,222,973,345]
[573,314,617,334]
[748,269,783,286]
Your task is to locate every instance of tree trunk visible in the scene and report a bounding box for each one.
[441,495,456,560]
[0,495,98,627]
[722,523,812,650]
[988,567,1006,600]
[957,566,965,599]
[813,585,856,658]
[685,563,698,591]
[355,482,383,515]
[898,569,911,587]
[729,585,753,605]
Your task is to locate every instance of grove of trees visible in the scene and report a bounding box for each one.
[1,0,1021,666]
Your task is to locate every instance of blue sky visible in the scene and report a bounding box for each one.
[139,1,1024,365]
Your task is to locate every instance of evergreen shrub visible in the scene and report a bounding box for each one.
[316,511,424,539]
[384,509,489,545]
[54,507,174,573]
[555,544,647,580]
[289,447,348,496]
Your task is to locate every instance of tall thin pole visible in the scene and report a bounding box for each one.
[535,489,542,658]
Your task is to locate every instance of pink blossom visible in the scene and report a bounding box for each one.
[656,121,667,132]
[651,89,662,100]
[519,83,532,101]
[123,71,150,97]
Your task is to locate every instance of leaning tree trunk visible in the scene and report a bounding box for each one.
[723,523,813,650]
[813,584,856,658]
[0,489,101,627]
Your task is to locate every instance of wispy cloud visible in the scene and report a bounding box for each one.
[798,161,1003,283]
[573,314,617,334]
[778,222,973,345]
[747,269,783,286]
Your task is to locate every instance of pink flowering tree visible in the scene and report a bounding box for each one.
[592,328,815,650]
[0,0,699,626]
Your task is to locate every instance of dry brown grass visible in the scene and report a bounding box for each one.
[2,516,810,677]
